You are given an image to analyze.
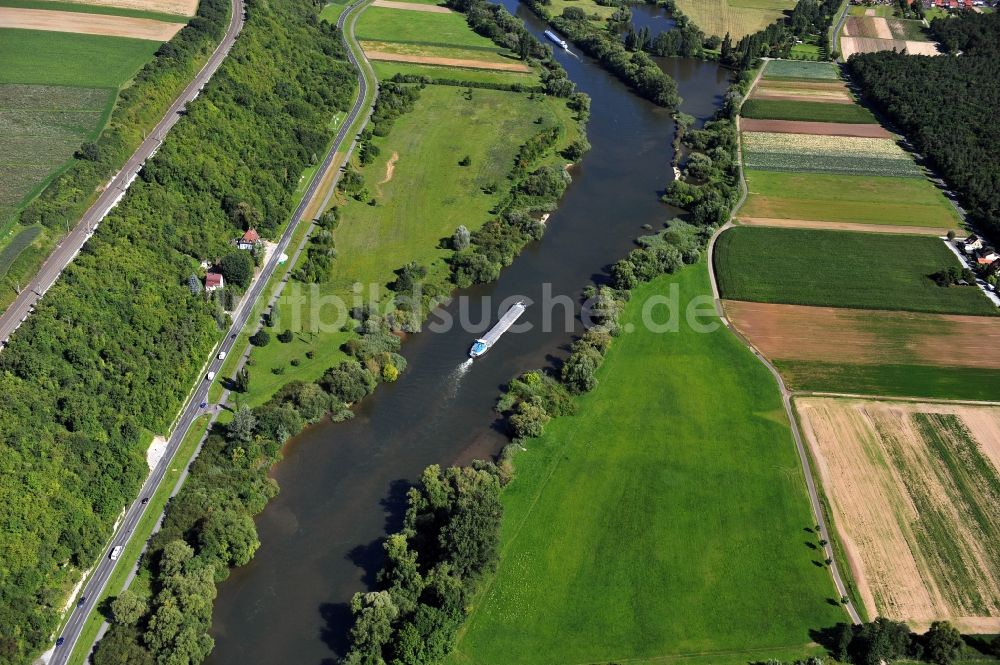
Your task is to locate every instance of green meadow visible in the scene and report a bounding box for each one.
[0,0,188,22]
[715,227,997,315]
[357,6,503,50]
[739,170,963,229]
[448,266,846,665]
[762,59,841,80]
[742,98,878,123]
[239,85,579,407]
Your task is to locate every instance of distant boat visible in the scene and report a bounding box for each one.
[469,301,527,358]
[544,29,569,50]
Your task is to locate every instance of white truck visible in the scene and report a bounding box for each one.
[109,545,123,561]
[206,371,216,381]
[218,350,227,360]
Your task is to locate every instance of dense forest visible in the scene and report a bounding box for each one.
[0,0,354,661]
[847,11,1000,244]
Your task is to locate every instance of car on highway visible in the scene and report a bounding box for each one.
[141,497,149,505]
[109,545,123,561]
[200,401,208,408]
[77,596,86,607]
[56,637,65,647]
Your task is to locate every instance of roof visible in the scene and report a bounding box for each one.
[241,228,259,243]
[205,272,224,288]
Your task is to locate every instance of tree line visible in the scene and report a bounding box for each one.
[0,0,355,661]
[847,11,1000,245]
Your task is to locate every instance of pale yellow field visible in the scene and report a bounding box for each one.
[0,6,184,39]
[674,0,796,38]
[798,397,1000,632]
[38,0,197,16]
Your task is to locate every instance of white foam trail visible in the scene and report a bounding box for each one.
[445,359,474,399]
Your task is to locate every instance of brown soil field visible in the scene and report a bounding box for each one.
[903,40,942,55]
[842,35,941,57]
[753,91,854,104]
[740,118,891,138]
[363,50,532,72]
[797,396,1000,631]
[372,0,452,11]
[0,6,184,39]
[737,217,951,236]
[724,300,1000,369]
[40,0,197,15]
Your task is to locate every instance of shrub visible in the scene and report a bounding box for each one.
[250,330,271,347]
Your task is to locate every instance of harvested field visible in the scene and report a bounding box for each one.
[38,0,197,15]
[364,50,531,71]
[762,59,840,80]
[797,397,1000,631]
[737,217,951,235]
[841,36,941,57]
[724,300,1000,369]
[753,79,853,104]
[740,118,890,137]
[0,6,184,39]
[844,16,893,39]
[672,0,796,38]
[887,18,930,40]
[371,0,451,10]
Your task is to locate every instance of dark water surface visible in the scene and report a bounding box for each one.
[207,6,729,663]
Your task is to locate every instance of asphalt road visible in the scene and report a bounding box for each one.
[0,0,246,348]
[48,2,377,662]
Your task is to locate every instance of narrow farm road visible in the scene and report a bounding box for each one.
[706,62,863,625]
[48,3,379,663]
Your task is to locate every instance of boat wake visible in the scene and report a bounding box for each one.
[446,359,474,399]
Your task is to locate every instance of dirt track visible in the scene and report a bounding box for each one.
[740,118,891,138]
[724,300,1000,369]
[372,0,452,11]
[41,0,197,15]
[380,151,399,184]
[363,50,532,72]
[737,217,950,236]
[0,6,184,40]
[797,397,1000,631]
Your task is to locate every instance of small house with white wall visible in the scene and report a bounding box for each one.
[205,272,225,292]
[237,228,260,251]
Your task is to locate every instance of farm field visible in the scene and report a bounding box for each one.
[448,267,846,665]
[0,29,160,86]
[740,118,890,137]
[724,300,1000,400]
[742,98,878,123]
[762,59,840,80]
[714,227,997,315]
[797,397,1000,632]
[0,6,185,39]
[840,14,939,57]
[371,60,540,87]
[742,131,922,178]
[240,85,579,407]
[37,0,198,14]
[739,170,963,230]
[357,2,534,71]
[673,0,796,38]
[0,0,191,22]
[752,78,854,104]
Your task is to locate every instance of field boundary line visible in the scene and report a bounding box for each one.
[793,391,1000,407]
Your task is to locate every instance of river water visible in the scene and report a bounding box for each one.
[207,5,729,663]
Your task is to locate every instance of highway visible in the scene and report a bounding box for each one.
[48,1,377,662]
[0,0,245,348]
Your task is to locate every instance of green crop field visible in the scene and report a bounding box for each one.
[763,59,841,80]
[448,266,846,665]
[0,29,160,87]
[240,86,579,407]
[715,227,997,315]
[371,60,540,87]
[673,0,796,38]
[742,132,923,178]
[357,6,504,50]
[742,98,878,123]
[777,360,1000,401]
[0,0,189,22]
[740,170,963,229]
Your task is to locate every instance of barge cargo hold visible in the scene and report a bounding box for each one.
[469,301,527,358]
[544,29,568,50]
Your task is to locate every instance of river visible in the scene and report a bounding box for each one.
[207,5,729,663]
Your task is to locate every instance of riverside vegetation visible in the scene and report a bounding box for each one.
[0,0,355,661]
[340,73,749,665]
[89,2,588,663]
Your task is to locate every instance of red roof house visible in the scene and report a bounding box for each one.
[205,272,225,292]
[237,228,259,250]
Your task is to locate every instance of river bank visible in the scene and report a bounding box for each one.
[205,3,731,661]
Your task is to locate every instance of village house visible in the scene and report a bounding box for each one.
[205,272,225,292]
[975,247,999,266]
[237,228,260,251]
[961,233,984,254]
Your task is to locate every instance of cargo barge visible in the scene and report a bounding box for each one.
[469,301,527,358]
